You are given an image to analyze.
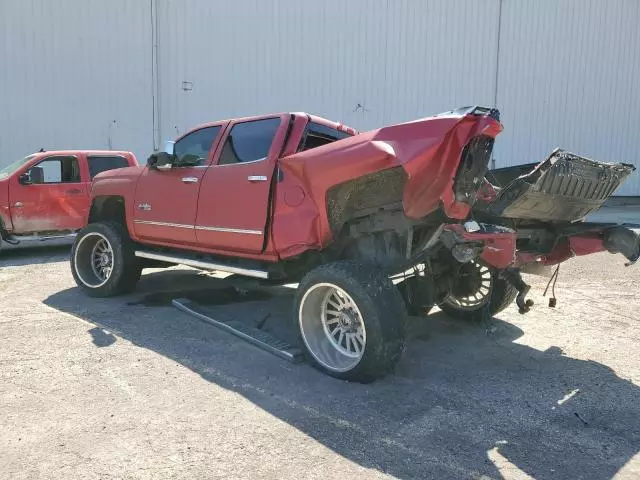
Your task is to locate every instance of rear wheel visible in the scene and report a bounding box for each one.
[439,261,517,321]
[71,222,141,297]
[294,261,406,383]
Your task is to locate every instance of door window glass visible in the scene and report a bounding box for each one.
[174,126,221,166]
[218,118,280,166]
[27,156,80,184]
[88,155,129,179]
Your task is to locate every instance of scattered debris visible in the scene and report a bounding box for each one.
[557,388,580,405]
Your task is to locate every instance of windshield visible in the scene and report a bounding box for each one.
[0,155,36,179]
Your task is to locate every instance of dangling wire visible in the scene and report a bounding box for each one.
[543,264,560,307]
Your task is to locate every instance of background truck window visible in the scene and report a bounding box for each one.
[28,156,80,184]
[218,118,280,166]
[88,155,129,179]
[174,126,221,166]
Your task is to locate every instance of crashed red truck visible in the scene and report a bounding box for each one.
[69,107,640,382]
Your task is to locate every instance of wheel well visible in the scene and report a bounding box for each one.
[89,196,126,225]
[326,167,407,236]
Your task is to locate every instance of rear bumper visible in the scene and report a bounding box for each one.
[442,222,640,270]
[519,224,640,267]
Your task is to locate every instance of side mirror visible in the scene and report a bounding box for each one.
[18,173,32,185]
[164,140,175,155]
[146,151,175,171]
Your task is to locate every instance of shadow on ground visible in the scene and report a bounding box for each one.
[45,269,640,479]
[0,242,71,267]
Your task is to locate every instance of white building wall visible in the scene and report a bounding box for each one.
[494,0,640,195]
[155,0,499,137]
[1,0,639,194]
[0,0,154,164]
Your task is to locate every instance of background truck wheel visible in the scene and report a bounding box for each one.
[439,261,517,321]
[71,222,141,297]
[294,261,407,383]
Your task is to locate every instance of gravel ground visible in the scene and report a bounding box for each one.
[1,242,639,479]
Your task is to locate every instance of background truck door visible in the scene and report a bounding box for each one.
[133,124,225,246]
[194,116,288,254]
[8,155,88,233]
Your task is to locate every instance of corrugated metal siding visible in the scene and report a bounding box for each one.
[0,0,154,163]
[494,0,640,195]
[1,0,639,194]
[156,0,499,136]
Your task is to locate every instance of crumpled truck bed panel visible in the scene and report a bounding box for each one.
[485,150,636,222]
[274,112,501,256]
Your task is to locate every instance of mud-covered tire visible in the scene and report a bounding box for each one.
[71,222,141,297]
[439,266,517,321]
[294,261,407,383]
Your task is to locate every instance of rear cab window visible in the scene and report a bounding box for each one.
[87,155,130,179]
[298,122,353,152]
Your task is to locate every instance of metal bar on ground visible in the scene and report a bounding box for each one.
[171,298,303,364]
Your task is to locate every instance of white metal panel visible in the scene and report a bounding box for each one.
[2,0,639,195]
[0,0,154,164]
[156,0,499,138]
[494,0,640,195]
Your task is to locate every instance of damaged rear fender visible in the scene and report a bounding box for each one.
[274,109,503,257]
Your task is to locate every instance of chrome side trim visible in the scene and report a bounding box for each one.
[134,220,193,229]
[134,250,269,279]
[213,156,267,168]
[134,220,262,235]
[195,225,262,235]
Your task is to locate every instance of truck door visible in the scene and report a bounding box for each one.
[132,124,225,246]
[195,115,288,254]
[9,155,88,233]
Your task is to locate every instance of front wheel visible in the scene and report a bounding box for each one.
[294,261,407,383]
[439,261,517,321]
[71,222,141,297]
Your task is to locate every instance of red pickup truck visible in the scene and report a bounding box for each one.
[0,150,137,249]
[69,107,639,381]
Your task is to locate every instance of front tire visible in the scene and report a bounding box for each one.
[294,261,407,383]
[71,222,141,297]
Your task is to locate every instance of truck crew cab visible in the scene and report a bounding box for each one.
[69,108,640,381]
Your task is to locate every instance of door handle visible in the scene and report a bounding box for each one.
[14,201,23,208]
[247,175,268,182]
[66,188,82,195]
[182,177,198,184]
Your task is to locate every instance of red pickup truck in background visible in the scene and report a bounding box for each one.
[0,150,137,250]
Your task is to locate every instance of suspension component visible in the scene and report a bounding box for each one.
[500,267,534,314]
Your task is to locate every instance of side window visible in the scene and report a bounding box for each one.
[298,122,353,152]
[174,126,221,166]
[218,118,281,166]
[88,155,129,179]
[27,156,80,184]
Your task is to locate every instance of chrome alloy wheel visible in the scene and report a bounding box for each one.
[445,261,493,310]
[74,233,114,288]
[299,283,367,372]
